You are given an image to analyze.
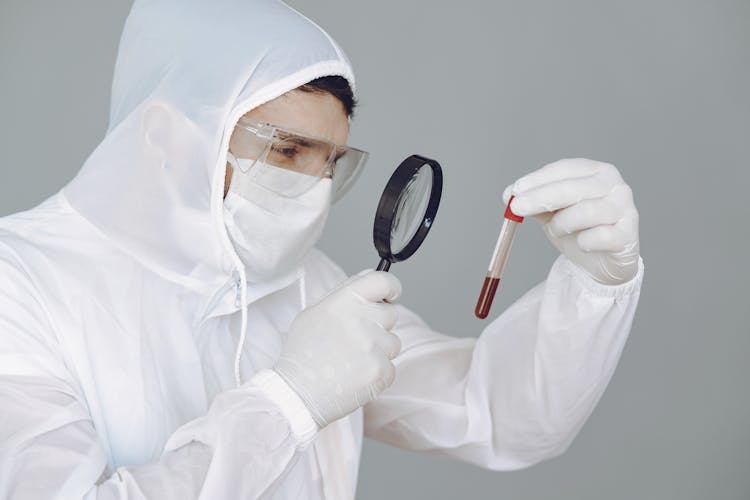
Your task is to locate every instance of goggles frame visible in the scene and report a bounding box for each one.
[229,116,369,200]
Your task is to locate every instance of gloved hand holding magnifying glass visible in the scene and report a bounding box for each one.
[273,154,444,428]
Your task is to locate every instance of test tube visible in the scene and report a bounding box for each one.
[474,195,524,319]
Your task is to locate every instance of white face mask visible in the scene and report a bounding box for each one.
[223,157,332,282]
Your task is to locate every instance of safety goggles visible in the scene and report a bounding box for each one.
[228,116,369,200]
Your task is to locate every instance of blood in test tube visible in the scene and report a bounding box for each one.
[474,195,524,319]
[474,276,500,319]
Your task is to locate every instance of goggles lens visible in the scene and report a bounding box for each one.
[228,117,368,200]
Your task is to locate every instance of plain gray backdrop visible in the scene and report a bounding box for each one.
[1,1,748,499]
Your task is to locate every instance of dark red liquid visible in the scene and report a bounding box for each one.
[474,276,500,319]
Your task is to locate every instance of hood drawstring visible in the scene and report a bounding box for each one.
[233,270,248,387]
[233,269,307,387]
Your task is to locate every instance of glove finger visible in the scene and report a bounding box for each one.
[377,357,396,389]
[347,271,402,303]
[365,302,399,330]
[546,196,623,238]
[325,269,372,298]
[502,184,513,205]
[575,219,635,253]
[352,318,401,359]
[510,174,613,217]
[512,158,604,194]
[502,186,553,223]
[359,357,396,401]
[358,351,397,392]
[530,211,555,224]
[372,330,402,360]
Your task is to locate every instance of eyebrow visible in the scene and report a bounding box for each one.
[277,131,347,161]
[285,137,313,148]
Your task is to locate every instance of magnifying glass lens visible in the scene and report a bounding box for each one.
[373,154,443,272]
[390,166,433,254]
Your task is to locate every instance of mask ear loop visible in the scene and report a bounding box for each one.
[226,150,241,170]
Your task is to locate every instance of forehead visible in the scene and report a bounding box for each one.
[242,90,349,147]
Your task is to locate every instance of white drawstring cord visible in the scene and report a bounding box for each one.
[233,271,248,387]
[233,269,306,387]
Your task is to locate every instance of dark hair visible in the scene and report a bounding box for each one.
[298,75,357,117]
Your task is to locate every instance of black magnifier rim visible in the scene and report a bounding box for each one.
[373,154,443,264]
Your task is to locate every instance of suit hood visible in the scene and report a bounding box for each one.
[63,0,355,293]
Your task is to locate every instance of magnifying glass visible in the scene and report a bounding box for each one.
[373,154,443,272]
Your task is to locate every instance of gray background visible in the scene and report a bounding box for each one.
[1,0,748,499]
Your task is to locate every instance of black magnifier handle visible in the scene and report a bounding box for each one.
[378,258,393,303]
[376,259,391,272]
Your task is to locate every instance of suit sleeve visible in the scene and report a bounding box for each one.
[0,248,318,499]
[363,255,644,470]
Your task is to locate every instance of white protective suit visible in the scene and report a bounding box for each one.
[0,0,644,499]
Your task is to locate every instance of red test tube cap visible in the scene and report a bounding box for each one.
[504,195,524,223]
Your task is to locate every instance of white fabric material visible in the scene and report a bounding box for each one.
[0,0,645,499]
[223,165,332,283]
[227,152,321,199]
[0,200,644,498]
[274,271,402,428]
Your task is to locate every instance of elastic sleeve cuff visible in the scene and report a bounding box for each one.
[553,254,645,298]
[248,369,319,448]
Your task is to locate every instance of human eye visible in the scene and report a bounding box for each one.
[271,144,300,158]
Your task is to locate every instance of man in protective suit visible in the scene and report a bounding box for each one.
[0,1,643,498]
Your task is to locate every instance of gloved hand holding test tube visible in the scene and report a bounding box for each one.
[475,195,524,319]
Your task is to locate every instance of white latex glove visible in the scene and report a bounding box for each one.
[502,158,640,285]
[273,270,403,428]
